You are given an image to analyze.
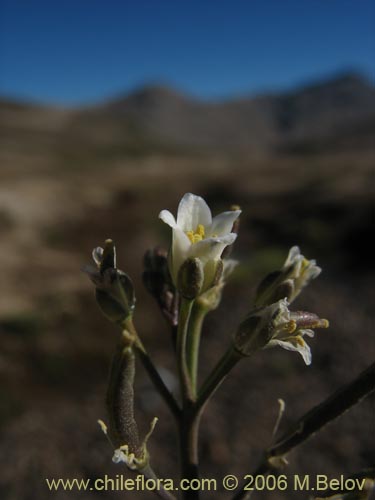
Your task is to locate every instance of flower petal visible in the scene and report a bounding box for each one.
[190,233,237,262]
[268,338,312,365]
[159,210,177,228]
[284,246,301,268]
[299,328,315,338]
[176,193,212,231]
[92,247,103,267]
[208,210,241,237]
[171,227,191,282]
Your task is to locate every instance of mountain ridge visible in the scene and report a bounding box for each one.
[1,71,374,160]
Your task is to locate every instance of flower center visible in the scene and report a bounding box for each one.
[186,224,205,244]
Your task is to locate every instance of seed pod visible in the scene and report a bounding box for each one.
[106,342,140,457]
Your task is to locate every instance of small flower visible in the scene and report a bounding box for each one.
[98,417,158,471]
[283,246,321,300]
[255,246,321,307]
[159,193,241,295]
[234,299,328,364]
[264,299,327,365]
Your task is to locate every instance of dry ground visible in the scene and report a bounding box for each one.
[0,149,374,499]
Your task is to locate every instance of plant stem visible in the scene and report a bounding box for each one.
[134,341,181,420]
[186,303,207,398]
[178,404,202,500]
[233,361,375,500]
[176,298,194,402]
[196,346,243,413]
[124,318,181,420]
[140,463,177,500]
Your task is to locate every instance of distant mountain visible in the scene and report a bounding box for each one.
[1,71,374,165]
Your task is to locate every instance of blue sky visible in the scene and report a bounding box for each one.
[0,0,374,105]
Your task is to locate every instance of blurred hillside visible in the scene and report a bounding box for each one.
[0,71,374,500]
[1,72,375,168]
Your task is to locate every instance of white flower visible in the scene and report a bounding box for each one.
[255,245,322,307]
[266,298,328,365]
[159,193,241,293]
[98,417,158,471]
[234,298,328,364]
[283,246,321,302]
[266,299,315,365]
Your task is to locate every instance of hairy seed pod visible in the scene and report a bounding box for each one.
[106,342,140,456]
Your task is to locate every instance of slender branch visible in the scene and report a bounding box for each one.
[176,298,194,402]
[140,463,177,500]
[269,362,375,458]
[178,407,202,500]
[133,340,181,420]
[186,303,207,398]
[123,319,181,420]
[233,362,375,500]
[196,346,243,414]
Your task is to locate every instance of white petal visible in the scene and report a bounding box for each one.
[284,246,301,267]
[304,262,322,280]
[92,247,103,266]
[190,233,237,262]
[208,210,241,237]
[176,193,212,231]
[273,298,291,327]
[268,338,312,365]
[299,328,315,338]
[112,449,128,464]
[159,210,177,228]
[171,227,191,282]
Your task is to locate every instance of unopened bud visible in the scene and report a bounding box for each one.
[178,258,204,299]
[83,240,136,325]
[96,270,135,324]
[233,304,280,356]
[142,247,172,299]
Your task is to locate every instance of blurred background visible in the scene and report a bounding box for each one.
[0,1,374,499]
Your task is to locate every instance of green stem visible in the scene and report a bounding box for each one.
[196,346,243,413]
[186,303,207,398]
[176,298,194,402]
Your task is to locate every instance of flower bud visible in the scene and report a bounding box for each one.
[255,246,321,307]
[142,247,171,297]
[197,258,237,311]
[177,257,204,299]
[233,303,284,356]
[95,270,135,324]
[83,240,135,325]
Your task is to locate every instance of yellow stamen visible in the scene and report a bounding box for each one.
[282,320,297,334]
[186,231,194,243]
[295,335,305,347]
[186,224,206,244]
[197,224,205,237]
